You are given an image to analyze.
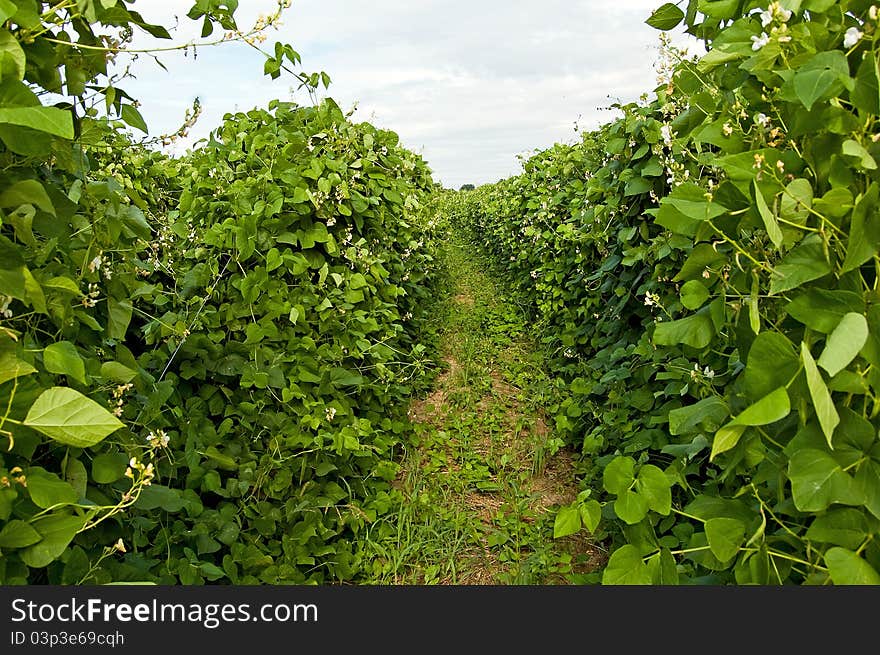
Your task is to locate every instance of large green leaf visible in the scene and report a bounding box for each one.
[802,343,839,448]
[0,29,24,81]
[635,465,671,515]
[653,313,715,349]
[743,332,799,400]
[668,397,729,436]
[26,468,79,509]
[553,504,581,538]
[806,509,870,549]
[0,348,36,385]
[0,519,41,548]
[732,387,790,426]
[711,387,789,459]
[680,280,710,310]
[603,456,635,495]
[786,289,865,333]
[817,313,868,377]
[614,489,649,524]
[789,448,858,512]
[601,545,651,585]
[19,514,85,568]
[0,106,74,138]
[43,341,86,385]
[825,547,880,585]
[23,387,125,447]
[792,51,849,111]
[769,235,832,295]
[704,517,745,562]
[0,179,55,215]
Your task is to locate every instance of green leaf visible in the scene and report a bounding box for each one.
[0,349,36,385]
[553,504,581,538]
[789,448,857,512]
[780,178,813,224]
[579,499,602,533]
[743,332,800,400]
[786,289,865,333]
[680,280,710,310]
[792,51,849,111]
[668,396,729,436]
[63,457,87,498]
[646,3,684,30]
[635,465,671,515]
[43,276,83,296]
[603,455,635,495]
[19,514,85,568]
[806,509,869,549]
[673,243,726,281]
[134,484,185,512]
[614,489,649,524]
[0,106,74,138]
[0,1,17,24]
[602,545,651,585]
[100,361,137,383]
[734,387,791,426]
[43,341,86,385]
[0,29,24,81]
[653,313,715,349]
[817,313,868,377]
[120,103,148,133]
[825,547,880,585]
[754,180,783,249]
[23,387,125,448]
[26,469,78,509]
[711,424,746,460]
[0,179,55,215]
[0,519,41,548]
[852,55,880,115]
[842,139,877,170]
[91,453,128,484]
[697,0,739,18]
[704,517,745,562]
[646,548,679,585]
[769,234,832,295]
[802,343,839,448]
[712,387,790,460]
[106,298,132,340]
[842,183,880,273]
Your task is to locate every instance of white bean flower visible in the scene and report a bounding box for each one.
[751,32,771,51]
[844,26,863,48]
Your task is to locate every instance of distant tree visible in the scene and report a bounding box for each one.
[459,183,475,191]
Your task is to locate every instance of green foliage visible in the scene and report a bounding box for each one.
[0,2,442,584]
[447,0,880,584]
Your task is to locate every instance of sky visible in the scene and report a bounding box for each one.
[121,1,702,190]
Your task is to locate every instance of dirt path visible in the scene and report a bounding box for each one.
[372,240,604,584]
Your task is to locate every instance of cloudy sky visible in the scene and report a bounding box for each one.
[122,1,701,189]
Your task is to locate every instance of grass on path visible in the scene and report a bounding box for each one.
[363,239,603,584]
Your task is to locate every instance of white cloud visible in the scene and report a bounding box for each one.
[122,1,703,188]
